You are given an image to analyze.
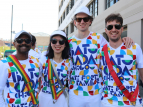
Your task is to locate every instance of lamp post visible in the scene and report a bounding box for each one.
[10,5,13,50]
[22,23,23,30]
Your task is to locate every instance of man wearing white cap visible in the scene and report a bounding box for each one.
[12,33,41,59]
[0,30,42,107]
[68,6,134,107]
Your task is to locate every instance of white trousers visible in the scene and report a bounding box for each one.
[101,102,143,107]
[69,93,101,107]
[39,91,68,107]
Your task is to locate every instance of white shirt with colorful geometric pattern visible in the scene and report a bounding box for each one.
[39,53,72,94]
[0,56,42,107]
[68,32,107,96]
[34,48,42,56]
[98,43,143,106]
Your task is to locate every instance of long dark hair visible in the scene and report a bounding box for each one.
[46,35,70,59]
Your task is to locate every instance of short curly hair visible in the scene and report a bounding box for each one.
[105,13,123,26]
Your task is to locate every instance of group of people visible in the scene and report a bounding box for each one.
[0,6,143,107]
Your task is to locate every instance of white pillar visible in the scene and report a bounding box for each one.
[127,20,142,46]
[98,0,105,15]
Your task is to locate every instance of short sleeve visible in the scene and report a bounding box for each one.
[0,60,8,91]
[100,34,108,47]
[136,44,143,68]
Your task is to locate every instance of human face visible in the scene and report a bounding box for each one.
[13,35,32,54]
[51,35,65,54]
[74,13,91,32]
[105,20,123,42]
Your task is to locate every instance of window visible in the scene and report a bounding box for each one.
[66,5,69,15]
[70,23,74,33]
[61,16,62,24]
[59,0,64,11]
[59,20,60,27]
[121,25,127,38]
[63,11,65,20]
[70,0,74,10]
[89,3,93,16]
[94,0,98,17]
[88,0,98,17]
[61,0,63,6]
[66,26,69,35]
[59,5,61,12]
[106,0,119,9]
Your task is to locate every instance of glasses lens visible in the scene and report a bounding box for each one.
[115,24,122,30]
[76,17,90,22]
[16,39,31,44]
[16,39,23,44]
[25,39,31,44]
[59,40,65,45]
[83,17,90,22]
[51,39,57,44]
[106,25,113,30]
[76,18,82,22]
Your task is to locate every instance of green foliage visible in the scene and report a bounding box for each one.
[0,46,15,56]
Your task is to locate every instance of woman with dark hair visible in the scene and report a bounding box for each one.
[39,30,72,107]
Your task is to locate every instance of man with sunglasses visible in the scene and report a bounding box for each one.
[68,6,135,107]
[0,30,42,107]
[98,13,143,107]
[12,34,40,59]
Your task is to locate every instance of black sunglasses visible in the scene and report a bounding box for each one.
[51,38,65,45]
[106,24,122,30]
[15,38,31,44]
[75,17,90,22]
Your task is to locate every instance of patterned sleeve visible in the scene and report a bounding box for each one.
[99,34,108,47]
[0,61,8,90]
[136,43,143,68]
[0,60,8,106]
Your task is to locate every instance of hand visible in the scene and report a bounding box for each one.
[122,37,135,48]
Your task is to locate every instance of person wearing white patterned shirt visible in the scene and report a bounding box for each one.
[98,13,143,107]
[0,30,42,107]
[39,30,72,107]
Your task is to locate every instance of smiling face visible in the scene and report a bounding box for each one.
[51,35,65,55]
[74,13,91,32]
[105,20,123,42]
[13,34,32,54]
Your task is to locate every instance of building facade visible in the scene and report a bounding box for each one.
[58,0,143,49]
[32,32,50,51]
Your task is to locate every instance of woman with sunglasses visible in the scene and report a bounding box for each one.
[39,30,72,107]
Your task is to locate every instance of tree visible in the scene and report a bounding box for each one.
[0,46,15,56]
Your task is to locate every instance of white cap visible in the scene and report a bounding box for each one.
[14,30,32,40]
[50,30,66,38]
[74,6,91,16]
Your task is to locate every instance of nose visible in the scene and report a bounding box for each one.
[81,19,84,23]
[112,26,116,31]
[55,41,60,45]
[21,40,26,44]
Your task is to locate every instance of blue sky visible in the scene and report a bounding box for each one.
[0,0,58,40]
